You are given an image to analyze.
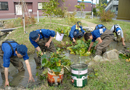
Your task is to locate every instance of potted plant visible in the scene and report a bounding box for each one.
[41,52,71,86]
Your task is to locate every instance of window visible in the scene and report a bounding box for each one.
[0,2,8,10]
[38,2,43,10]
[116,7,118,11]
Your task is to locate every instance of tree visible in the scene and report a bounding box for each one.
[96,2,107,16]
[42,0,65,26]
[75,0,85,17]
[42,0,59,26]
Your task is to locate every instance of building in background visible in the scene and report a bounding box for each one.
[105,0,119,15]
[0,0,48,19]
[0,0,95,19]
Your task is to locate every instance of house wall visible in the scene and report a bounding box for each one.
[59,0,95,12]
[58,0,78,11]
[0,0,48,19]
[0,0,96,19]
[117,0,130,20]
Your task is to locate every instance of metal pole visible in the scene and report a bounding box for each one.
[22,0,26,33]
[37,10,39,23]
[91,0,93,19]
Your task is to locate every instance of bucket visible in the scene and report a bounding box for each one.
[47,68,64,86]
[55,32,64,41]
[71,63,88,88]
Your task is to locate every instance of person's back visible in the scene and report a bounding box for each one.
[0,40,34,87]
[29,29,56,69]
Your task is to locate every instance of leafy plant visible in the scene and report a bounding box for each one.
[93,8,97,16]
[119,54,128,59]
[56,26,70,36]
[96,2,107,16]
[67,40,97,56]
[41,52,71,75]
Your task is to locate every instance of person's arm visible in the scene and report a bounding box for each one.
[25,60,35,82]
[88,42,94,51]
[4,68,9,87]
[45,37,54,48]
[95,37,102,49]
[2,46,11,87]
[122,38,125,46]
[36,46,43,56]
[120,30,125,46]
[70,26,76,42]
[80,26,85,34]
[110,25,114,32]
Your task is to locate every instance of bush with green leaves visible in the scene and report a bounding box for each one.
[56,26,70,36]
[96,2,107,16]
[93,8,97,16]
[67,40,97,56]
[41,52,71,75]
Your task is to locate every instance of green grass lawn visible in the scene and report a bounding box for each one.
[31,59,130,90]
[3,17,130,90]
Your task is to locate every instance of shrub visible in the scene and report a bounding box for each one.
[21,15,36,26]
[30,15,36,24]
[4,21,15,28]
[100,10,115,22]
[93,8,97,16]
[86,12,91,15]
[65,12,79,25]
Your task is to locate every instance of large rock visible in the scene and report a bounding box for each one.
[103,49,119,60]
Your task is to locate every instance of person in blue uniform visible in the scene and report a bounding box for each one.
[84,25,114,56]
[69,21,85,43]
[29,29,56,68]
[0,40,34,87]
[110,24,125,46]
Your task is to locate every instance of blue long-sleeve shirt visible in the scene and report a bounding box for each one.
[69,25,85,39]
[91,28,106,42]
[2,42,29,67]
[29,29,55,48]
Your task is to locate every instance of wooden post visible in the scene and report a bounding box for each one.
[22,0,26,33]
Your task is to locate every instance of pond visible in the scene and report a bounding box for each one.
[0,41,130,89]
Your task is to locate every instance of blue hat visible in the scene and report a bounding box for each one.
[16,44,27,56]
[29,31,39,41]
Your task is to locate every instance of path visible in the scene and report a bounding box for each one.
[81,19,97,28]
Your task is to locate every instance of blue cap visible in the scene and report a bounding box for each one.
[16,44,27,56]
[29,31,39,41]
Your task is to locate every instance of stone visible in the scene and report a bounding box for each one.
[93,55,104,62]
[103,49,119,60]
[88,61,94,66]
[82,27,94,32]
